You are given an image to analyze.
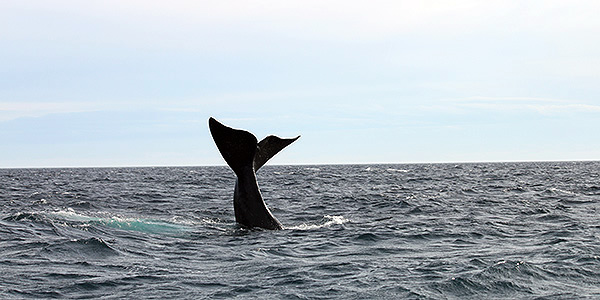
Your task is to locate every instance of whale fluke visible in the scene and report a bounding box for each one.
[208,117,257,176]
[254,135,300,171]
[208,117,299,229]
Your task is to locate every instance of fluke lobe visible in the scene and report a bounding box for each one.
[208,117,300,230]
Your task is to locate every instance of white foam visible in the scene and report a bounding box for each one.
[386,168,409,173]
[285,215,349,230]
[50,208,91,221]
[549,187,578,196]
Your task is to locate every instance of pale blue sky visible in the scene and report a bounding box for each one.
[1,1,599,167]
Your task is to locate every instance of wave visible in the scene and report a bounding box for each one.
[41,237,120,259]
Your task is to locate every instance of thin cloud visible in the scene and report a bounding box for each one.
[430,97,600,115]
[452,96,569,103]
[4,1,599,43]
[527,104,600,114]
[0,102,96,121]
[0,101,143,122]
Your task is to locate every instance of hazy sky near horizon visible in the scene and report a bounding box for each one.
[1,1,599,167]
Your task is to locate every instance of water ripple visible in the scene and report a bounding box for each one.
[1,162,600,298]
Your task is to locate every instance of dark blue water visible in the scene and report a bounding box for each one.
[1,162,600,299]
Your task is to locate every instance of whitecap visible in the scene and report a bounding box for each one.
[386,168,409,173]
[285,215,349,230]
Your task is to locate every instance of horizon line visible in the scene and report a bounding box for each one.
[1,159,598,170]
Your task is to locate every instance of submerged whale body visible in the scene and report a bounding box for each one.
[208,117,299,230]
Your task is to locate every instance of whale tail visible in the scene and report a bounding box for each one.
[209,117,300,173]
[208,117,257,176]
[208,117,299,230]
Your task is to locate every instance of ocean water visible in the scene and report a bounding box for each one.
[1,162,600,299]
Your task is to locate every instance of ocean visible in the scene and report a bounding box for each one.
[1,162,600,299]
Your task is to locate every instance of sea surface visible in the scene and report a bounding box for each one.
[1,162,600,299]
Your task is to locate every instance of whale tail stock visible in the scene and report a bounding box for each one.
[208,117,300,173]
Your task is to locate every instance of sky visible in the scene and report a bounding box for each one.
[1,0,599,168]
